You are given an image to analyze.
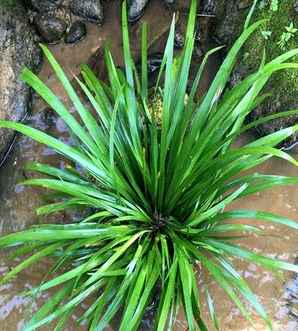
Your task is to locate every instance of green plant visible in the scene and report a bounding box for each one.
[261,30,272,40]
[1,1,298,330]
[278,22,298,50]
[270,0,279,12]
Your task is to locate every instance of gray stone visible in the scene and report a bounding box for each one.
[127,0,149,23]
[34,14,67,44]
[69,0,104,25]
[0,0,42,162]
[65,20,87,44]
[29,0,63,12]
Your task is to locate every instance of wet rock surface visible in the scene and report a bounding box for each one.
[34,14,67,44]
[0,0,42,162]
[127,0,150,23]
[25,0,103,45]
[29,0,63,12]
[65,20,87,44]
[69,0,104,25]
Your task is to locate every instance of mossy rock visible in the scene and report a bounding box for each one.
[214,0,298,148]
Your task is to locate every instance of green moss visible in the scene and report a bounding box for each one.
[242,0,298,110]
[0,0,17,8]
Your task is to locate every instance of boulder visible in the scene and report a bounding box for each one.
[0,0,42,162]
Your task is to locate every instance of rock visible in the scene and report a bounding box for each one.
[69,0,104,25]
[214,0,298,148]
[0,0,42,162]
[34,14,67,44]
[29,0,63,12]
[65,20,87,44]
[127,0,149,23]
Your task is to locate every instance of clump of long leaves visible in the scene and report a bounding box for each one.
[1,1,298,330]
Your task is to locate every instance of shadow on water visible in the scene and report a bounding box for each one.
[0,0,297,330]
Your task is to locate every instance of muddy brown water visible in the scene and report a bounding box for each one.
[0,1,298,330]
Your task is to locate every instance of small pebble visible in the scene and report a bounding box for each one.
[65,21,87,44]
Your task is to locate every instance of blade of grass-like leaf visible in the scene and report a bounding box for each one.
[25,279,104,331]
[0,225,131,248]
[20,67,99,155]
[25,162,88,185]
[0,242,61,285]
[119,259,147,331]
[222,174,298,198]
[81,231,146,289]
[40,45,103,150]
[157,15,176,209]
[206,239,298,273]
[0,120,110,184]
[95,242,145,331]
[217,256,272,329]
[167,0,197,143]
[21,178,126,214]
[195,251,253,325]
[80,64,112,126]
[241,109,298,133]
[177,249,196,331]
[54,308,75,331]
[190,19,267,136]
[141,22,148,100]
[126,252,160,330]
[155,257,178,331]
[32,237,131,294]
[188,184,248,226]
[205,224,261,235]
[213,209,298,230]
[88,279,118,329]
[24,282,73,331]
[244,0,259,29]
[206,289,220,331]
[36,199,89,216]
